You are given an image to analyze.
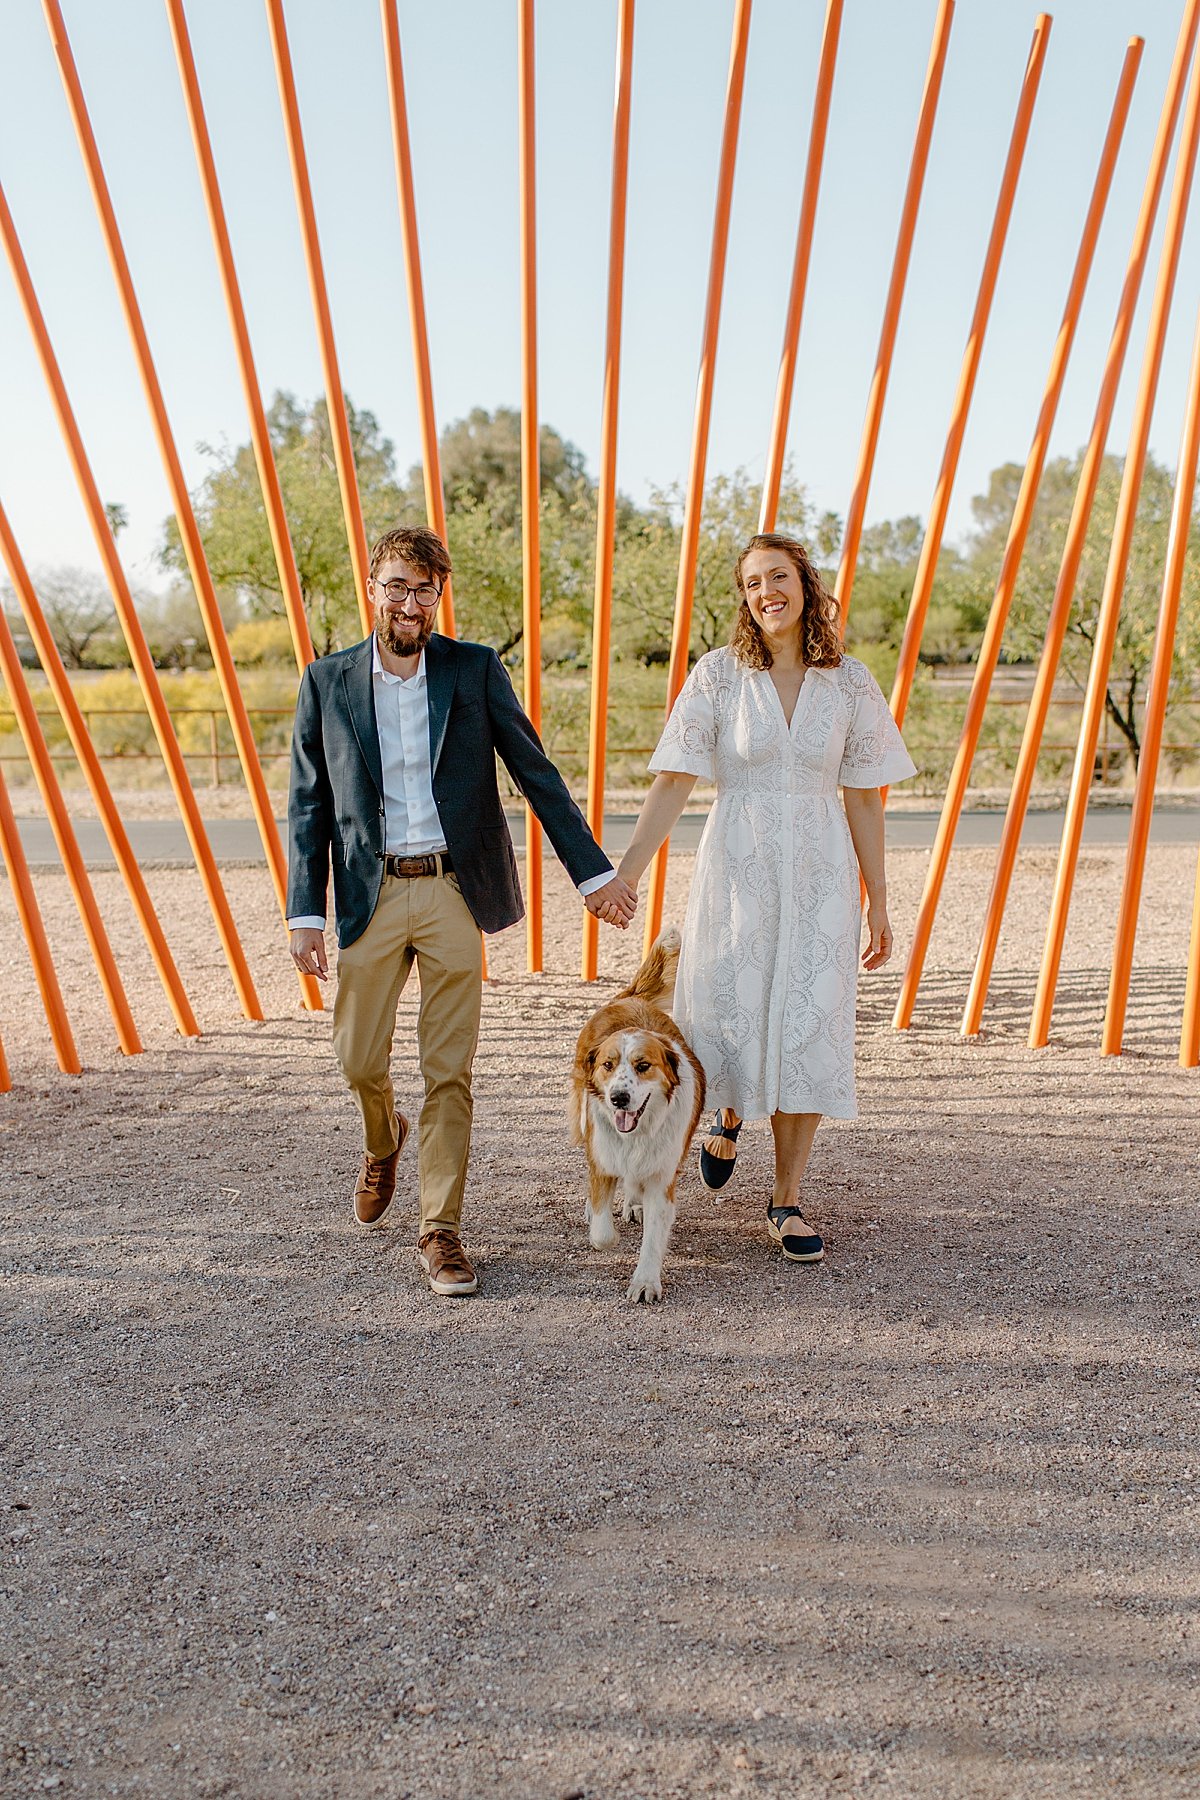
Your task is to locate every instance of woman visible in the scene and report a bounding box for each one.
[616,532,915,1264]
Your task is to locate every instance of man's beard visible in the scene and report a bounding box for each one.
[378,612,434,659]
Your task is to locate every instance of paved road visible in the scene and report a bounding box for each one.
[12,805,1200,868]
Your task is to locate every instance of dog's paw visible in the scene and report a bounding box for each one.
[621,1197,643,1225]
[589,1209,619,1250]
[626,1268,663,1304]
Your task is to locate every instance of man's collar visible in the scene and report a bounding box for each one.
[371,633,426,686]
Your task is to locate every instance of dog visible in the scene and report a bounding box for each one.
[570,928,706,1303]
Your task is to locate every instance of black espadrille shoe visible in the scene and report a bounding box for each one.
[699,1110,742,1191]
[766,1203,825,1263]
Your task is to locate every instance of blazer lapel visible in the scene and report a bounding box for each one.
[424,633,459,773]
[341,638,384,797]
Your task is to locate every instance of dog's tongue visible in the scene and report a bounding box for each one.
[614,1110,639,1134]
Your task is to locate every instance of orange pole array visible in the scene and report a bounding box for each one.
[0,764,79,1076]
[264,0,373,637]
[888,16,1054,735]
[0,501,199,1038]
[833,0,955,627]
[892,36,1141,1033]
[1030,24,1200,1050]
[759,0,843,534]
[642,0,754,954]
[164,0,314,679]
[518,0,544,973]
[0,177,261,1022]
[44,0,320,1016]
[963,0,1200,1039]
[380,0,457,641]
[581,0,636,983]
[1183,845,1200,1066]
[0,603,141,1056]
[1103,292,1200,1054]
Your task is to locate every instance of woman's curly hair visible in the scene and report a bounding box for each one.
[729,533,842,670]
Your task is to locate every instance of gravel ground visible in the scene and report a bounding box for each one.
[2,837,1199,1799]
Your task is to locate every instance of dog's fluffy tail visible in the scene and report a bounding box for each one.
[614,927,681,1009]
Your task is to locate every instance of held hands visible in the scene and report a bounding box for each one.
[585,874,638,931]
[290,927,329,981]
[861,901,893,971]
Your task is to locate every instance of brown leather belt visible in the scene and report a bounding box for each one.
[381,851,454,879]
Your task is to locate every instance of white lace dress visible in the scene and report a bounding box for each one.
[649,648,916,1121]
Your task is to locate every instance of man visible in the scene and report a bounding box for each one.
[288,525,636,1298]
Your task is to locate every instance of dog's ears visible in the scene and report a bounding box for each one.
[662,1045,680,1083]
[583,1045,598,1071]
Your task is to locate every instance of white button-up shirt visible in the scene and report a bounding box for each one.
[288,637,613,929]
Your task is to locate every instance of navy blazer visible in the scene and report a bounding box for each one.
[287,632,612,944]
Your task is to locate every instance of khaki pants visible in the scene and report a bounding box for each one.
[333,872,483,1237]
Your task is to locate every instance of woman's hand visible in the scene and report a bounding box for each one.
[862,901,892,971]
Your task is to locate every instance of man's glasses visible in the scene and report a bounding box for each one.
[375,578,442,609]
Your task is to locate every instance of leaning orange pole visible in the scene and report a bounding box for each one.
[0,176,260,1021]
[380,0,457,642]
[1103,293,1200,1054]
[833,0,954,627]
[642,0,753,954]
[0,500,199,1038]
[164,0,314,679]
[889,16,1054,737]
[518,0,544,972]
[0,603,141,1055]
[264,0,372,637]
[963,0,1200,1039]
[44,0,319,1015]
[1030,23,1200,1050]
[581,0,636,983]
[759,0,843,534]
[892,34,1141,1032]
[0,764,79,1076]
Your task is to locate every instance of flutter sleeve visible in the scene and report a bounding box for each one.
[838,658,918,788]
[648,654,720,781]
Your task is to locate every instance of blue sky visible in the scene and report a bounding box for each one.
[1,0,1199,595]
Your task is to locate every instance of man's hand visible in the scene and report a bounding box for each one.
[290,927,329,981]
[585,874,638,930]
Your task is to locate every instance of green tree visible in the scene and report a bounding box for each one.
[612,468,839,662]
[162,391,403,657]
[961,451,1200,767]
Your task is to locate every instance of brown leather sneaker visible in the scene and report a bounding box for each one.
[418,1229,479,1297]
[352,1115,409,1229]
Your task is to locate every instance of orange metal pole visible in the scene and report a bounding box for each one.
[1103,293,1200,1054]
[642,0,753,954]
[518,0,544,972]
[264,0,373,637]
[0,500,199,1037]
[380,0,457,641]
[833,0,955,627]
[0,177,260,1022]
[889,16,1054,735]
[44,0,319,1016]
[1030,23,1200,1050]
[0,1026,9,1093]
[164,0,314,678]
[0,764,79,1076]
[0,603,141,1055]
[891,35,1140,1033]
[581,0,636,983]
[1182,842,1200,1066]
[759,0,843,534]
[963,0,1200,1039]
